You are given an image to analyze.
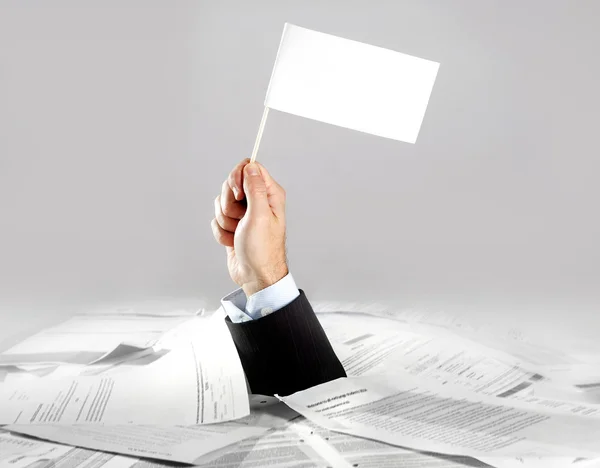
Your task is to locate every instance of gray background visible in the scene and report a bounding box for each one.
[1,1,599,348]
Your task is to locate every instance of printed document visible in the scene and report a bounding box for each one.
[319,312,545,398]
[278,372,600,460]
[6,397,297,464]
[0,431,143,468]
[0,313,249,425]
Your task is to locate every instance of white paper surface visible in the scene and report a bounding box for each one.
[319,312,544,399]
[265,23,440,144]
[0,314,249,425]
[0,431,143,468]
[279,372,600,460]
[316,303,600,401]
[0,313,193,366]
[192,416,586,468]
[6,397,297,464]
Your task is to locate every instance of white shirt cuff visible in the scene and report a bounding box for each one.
[221,273,300,323]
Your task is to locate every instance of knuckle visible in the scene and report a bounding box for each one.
[221,203,235,218]
[227,173,236,190]
[216,211,236,231]
[215,211,225,228]
[247,181,267,195]
[222,180,231,197]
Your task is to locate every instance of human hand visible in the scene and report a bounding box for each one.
[211,158,288,297]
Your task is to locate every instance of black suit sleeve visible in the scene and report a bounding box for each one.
[225,289,346,396]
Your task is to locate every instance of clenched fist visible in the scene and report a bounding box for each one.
[211,158,288,297]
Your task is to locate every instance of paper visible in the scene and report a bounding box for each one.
[278,372,600,460]
[3,424,591,468]
[6,397,297,464]
[191,419,334,467]
[316,303,600,399]
[316,302,590,371]
[0,431,72,464]
[319,312,545,398]
[479,456,594,468]
[192,416,583,468]
[0,314,249,425]
[0,431,143,468]
[0,312,193,366]
[265,23,440,144]
[190,417,484,468]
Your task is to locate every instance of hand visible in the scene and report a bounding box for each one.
[211,158,288,297]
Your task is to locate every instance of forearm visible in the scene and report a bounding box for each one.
[225,289,346,396]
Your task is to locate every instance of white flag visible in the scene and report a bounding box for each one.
[265,23,440,144]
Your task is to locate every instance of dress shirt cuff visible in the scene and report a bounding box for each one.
[221,273,300,323]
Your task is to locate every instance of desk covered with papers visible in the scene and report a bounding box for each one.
[2,301,600,468]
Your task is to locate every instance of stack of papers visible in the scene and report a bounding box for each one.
[0,306,299,466]
[2,303,600,468]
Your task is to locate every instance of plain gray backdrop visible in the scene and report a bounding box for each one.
[1,1,599,350]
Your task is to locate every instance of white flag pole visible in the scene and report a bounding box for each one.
[250,106,270,163]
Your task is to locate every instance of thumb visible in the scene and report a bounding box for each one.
[243,163,270,217]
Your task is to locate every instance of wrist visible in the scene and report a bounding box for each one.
[242,264,289,297]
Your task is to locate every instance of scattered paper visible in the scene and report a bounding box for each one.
[192,417,478,468]
[0,312,193,366]
[278,372,600,460]
[319,312,544,399]
[0,431,141,468]
[0,314,249,425]
[7,397,297,464]
[316,303,600,400]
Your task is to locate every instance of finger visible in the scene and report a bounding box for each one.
[211,218,234,247]
[254,162,280,191]
[243,163,270,218]
[214,195,240,232]
[220,180,246,220]
[255,162,286,219]
[228,158,250,201]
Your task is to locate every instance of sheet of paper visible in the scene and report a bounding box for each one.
[317,312,600,466]
[286,419,491,468]
[479,456,594,468]
[6,397,297,464]
[2,426,590,468]
[265,23,440,144]
[305,419,596,468]
[316,302,582,369]
[0,431,72,464]
[190,418,332,467]
[0,364,61,387]
[316,302,574,355]
[316,304,600,397]
[0,431,145,468]
[319,312,546,399]
[0,312,193,366]
[192,416,583,468]
[278,372,600,460]
[0,313,249,425]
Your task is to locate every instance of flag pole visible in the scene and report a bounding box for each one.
[250,106,269,163]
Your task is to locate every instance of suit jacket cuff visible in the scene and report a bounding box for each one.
[225,289,346,396]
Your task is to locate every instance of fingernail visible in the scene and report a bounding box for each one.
[232,187,239,199]
[246,163,259,176]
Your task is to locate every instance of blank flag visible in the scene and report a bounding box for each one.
[264,23,440,144]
